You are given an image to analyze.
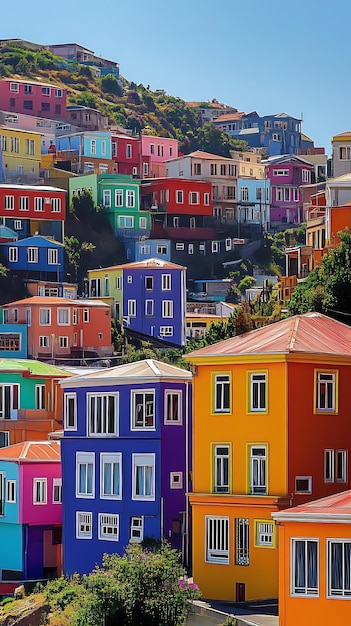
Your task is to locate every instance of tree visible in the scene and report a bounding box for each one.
[288,229,351,317]
[238,275,257,295]
[186,306,253,351]
[100,73,122,96]
[64,236,95,287]
[43,542,200,626]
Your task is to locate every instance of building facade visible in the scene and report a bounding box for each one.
[0,78,67,120]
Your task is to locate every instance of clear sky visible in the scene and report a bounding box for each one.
[2,0,350,155]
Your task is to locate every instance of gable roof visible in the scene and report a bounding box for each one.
[8,235,64,248]
[186,312,351,359]
[4,296,109,308]
[0,441,60,463]
[273,489,351,522]
[61,358,192,387]
[89,258,185,271]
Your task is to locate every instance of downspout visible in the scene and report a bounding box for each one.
[185,380,190,568]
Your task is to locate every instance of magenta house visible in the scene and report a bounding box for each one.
[0,78,67,119]
[0,441,62,591]
[264,155,313,226]
[140,135,179,178]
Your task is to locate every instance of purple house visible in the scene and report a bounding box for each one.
[60,359,192,576]
[264,155,313,226]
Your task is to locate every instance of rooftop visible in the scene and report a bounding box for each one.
[273,489,351,522]
[0,441,60,462]
[4,296,109,308]
[89,258,186,271]
[0,358,71,377]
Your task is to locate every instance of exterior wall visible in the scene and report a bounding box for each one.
[0,111,58,154]
[56,132,112,160]
[0,185,66,224]
[2,237,64,281]
[111,135,139,176]
[19,462,62,525]
[88,268,123,319]
[0,128,41,181]
[141,136,178,170]
[278,520,351,626]
[267,162,312,224]
[332,135,351,178]
[328,205,351,245]
[0,323,27,358]
[141,179,213,216]
[0,524,23,578]
[0,79,67,120]
[236,178,270,229]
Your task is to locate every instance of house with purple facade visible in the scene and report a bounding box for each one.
[60,359,192,576]
[0,441,62,592]
[264,155,313,226]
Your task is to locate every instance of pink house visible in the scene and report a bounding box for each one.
[140,135,179,178]
[0,78,67,120]
[264,155,313,226]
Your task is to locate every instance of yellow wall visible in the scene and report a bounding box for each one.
[88,267,123,316]
[1,127,41,174]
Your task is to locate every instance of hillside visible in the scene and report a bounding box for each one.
[0,42,247,156]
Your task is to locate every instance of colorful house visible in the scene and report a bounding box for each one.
[0,183,66,243]
[88,258,187,347]
[273,490,351,626]
[55,131,113,175]
[0,441,62,591]
[111,132,140,177]
[264,155,313,225]
[2,297,113,362]
[0,78,67,120]
[185,312,223,340]
[69,173,150,237]
[140,135,179,178]
[1,235,64,282]
[186,312,351,601]
[236,177,270,231]
[0,358,70,447]
[60,359,192,575]
[0,127,41,184]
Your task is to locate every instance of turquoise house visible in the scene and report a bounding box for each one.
[0,308,27,359]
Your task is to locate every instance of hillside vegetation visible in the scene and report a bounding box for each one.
[0,42,247,156]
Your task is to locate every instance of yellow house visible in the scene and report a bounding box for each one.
[0,127,41,180]
[87,265,123,319]
[186,312,224,340]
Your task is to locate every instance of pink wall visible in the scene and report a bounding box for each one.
[0,79,67,120]
[19,462,62,526]
[141,135,178,164]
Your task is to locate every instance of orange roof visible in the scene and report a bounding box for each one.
[273,489,351,522]
[186,312,351,359]
[89,258,186,272]
[213,112,245,123]
[187,151,238,161]
[5,296,109,307]
[0,441,60,462]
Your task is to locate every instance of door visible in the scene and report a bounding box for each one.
[236,582,245,602]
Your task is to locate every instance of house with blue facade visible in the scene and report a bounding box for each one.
[236,177,271,231]
[0,308,27,358]
[60,359,192,576]
[0,235,64,282]
[0,441,62,592]
[214,112,306,156]
[55,131,113,175]
[124,239,171,263]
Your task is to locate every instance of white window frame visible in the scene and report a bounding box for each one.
[214,374,230,413]
[76,511,92,539]
[126,190,135,208]
[324,449,335,483]
[130,516,144,542]
[48,248,58,265]
[139,216,147,229]
[35,384,45,410]
[59,336,69,349]
[327,539,351,598]
[128,299,136,317]
[176,190,184,204]
[6,480,16,503]
[76,452,95,498]
[337,450,347,483]
[235,518,250,565]
[164,390,182,424]
[115,189,123,206]
[170,471,183,489]
[214,444,230,494]
[57,308,70,325]
[98,513,119,541]
[131,389,155,430]
[189,191,199,204]
[250,446,267,495]
[162,300,173,318]
[250,372,267,412]
[51,198,61,212]
[205,516,229,564]
[53,478,62,503]
[19,196,29,211]
[316,372,336,412]
[27,247,38,264]
[39,336,49,347]
[4,195,14,210]
[87,393,119,436]
[145,299,154,317]
[64,393,77,430]
[132,453,155,500]
[91,139,96,154]
[34,197,44,212]
[33,478,47,504]
[9,247,18,263]
[295,476,312,494]
[291,538,319,596]
[161,274,171,290]
[256,521,274,547]
[103,189,111,208]
[39,308,51,325]
[100,453,122,500]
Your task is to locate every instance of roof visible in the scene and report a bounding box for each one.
[213,112,246,123]
[0,184,65,192]
[0,358,71,377]
[332,131,351,140]
[327,172,351,183]
[186,312,351,359]
[89,258,186,271]
[166,150,238,163]
[8,235,64,247]
[61,358,192,387]
[5,296,109,308]
[0,77,64,89]
[273,489,351,523]
[0,441,60,462]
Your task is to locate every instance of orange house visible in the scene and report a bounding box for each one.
[2,297,113,363]
[273,490,351,626]
[186,312,351,601]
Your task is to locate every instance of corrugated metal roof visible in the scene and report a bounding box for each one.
[275,490,351,519]
[89,258,185,271]
[0,441,60,462]
[0,358,71,377]
[187,312,351,358]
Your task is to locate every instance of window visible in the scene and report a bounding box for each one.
[325,449,335,483]
[76,512,92,539]
[127,275,133,284]
[213,444,230,493]
[0,432,9,448]
[51,198,61,212]
[291,539,319,596]
[33,478,47,504]
[42,86,50,96]
[55,88,63,97]
[39,308,51,325]
[132,454,155,500]
[143,162,149,176]
[101,140,106,156]
[150,143,155,154]
[250,446,267,494]
[175,242,184,250]
[194,163,201,175]
[249,372,267,412]
[88,394,118,436]
[295,476,312,493]
[212,241,220,253]
[139,216,147,229]
[316,371,336,412]
[19,196,29,212]
[327,539,351,597]
[165,390,182,424]
[58,308,70,325]
[145,300,154,316]
[91,139,96,154]
[273,169,289,176]
[4,195,14,210]
[128,299,136,317]
[14,220,22,230]
[0,135,7,151]
[118,216,134,228]
[103,189,111,207]
[59,336,68,348]
[213,374,230,413]
[115,189,123,206]
[204,192,210,205]
[10,82,19,92]
[99,513,119,541]
[126,144,132,159]
[235,518,249,565]
[145,276,153,290]
[157,245,167,255]
[131,390,155,429]
[340,146,351,160]
[189,191,199,204]
[160,326,173,336]
[9,247,17,263]
[53,478,62,503]
[41,102,50,112]
[126,190,135,208]
[337,450,347,482]
[302,169,310,183]
[173,216,179,228]
[76,452,95,497]
[64,393,77,430]
[27,247,38,263]
[130,516,144,542]
[6,480,16,503]
[170,472,183,489]
[276,187,283,201]
[162,300,173,318]
[39,336,49,348]
[48,248,58,265]
[115,276,122,290]
[241,187,249,202]
[272,133,281,141]
[0,333,20,351]
[255,520,274,547]
[293,187,299,201]
[25,138,35,154]
[83,309,89,322]
[190,217,196,229]
[210,163,217,176]
[10,137,19,153]
[34,197,43,211]
[284,187,290,201]
[206,516,229,564]
[101,453,122,499]
[162,274,171,290]
[176,190,184,203]
[35,384,45,410]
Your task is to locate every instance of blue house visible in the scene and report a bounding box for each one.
[60,359,192,576]
[55,131,112,170]
[124,239,171,263]
[214,112,306,156]
[0,308,27,358]
[0,235,64,282]
[236,177,271,230]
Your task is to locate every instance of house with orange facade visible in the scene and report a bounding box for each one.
[273,490,351,626]
[2,297,113,363]
[185,312,351,602]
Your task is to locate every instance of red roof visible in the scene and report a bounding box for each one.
[0,441,60,462]
[213,112,245,123]
[274,489,351,521]
[5,296,108,308]
[187,312,351,358]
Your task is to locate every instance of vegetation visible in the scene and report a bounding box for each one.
[186,304,254,352]
[41,542,200,626]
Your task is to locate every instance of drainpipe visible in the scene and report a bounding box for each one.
[185,380,190,568]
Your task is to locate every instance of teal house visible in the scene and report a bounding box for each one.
[0,308,27,359]
[69,174,151,238]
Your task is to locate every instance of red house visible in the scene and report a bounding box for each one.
[111,133,139,177]
[0,79,67,120]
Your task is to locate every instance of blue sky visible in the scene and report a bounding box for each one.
[2,0,350,155]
